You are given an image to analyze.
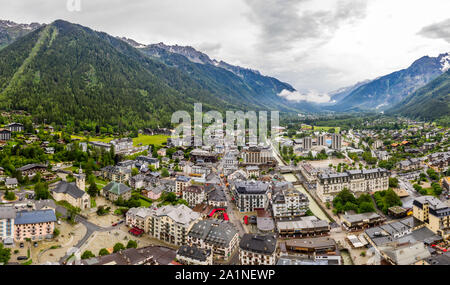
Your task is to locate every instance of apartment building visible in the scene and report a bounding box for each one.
[272,188,309,218]
[223,152,238,174]
[110,138,133,154]
[233,181,270,212]
[316,168,390,203]
[317,135,326,146]
[182,185,206,207]
[241,146,275,165]
[175,176,191,196]
[331,134,342,150]
[14,210,56,241]
[372,139,384,149]
[0,207,15,244]
[0,129,11,141]
[187,219,239,260]
[303,137,312,150]
[149,205,201,246]
[413,196,450,239]
[6,123,24,132]
[126,207,154,233]
[299,162,320,184]
[239,234,277,265]
[100,165,131,183]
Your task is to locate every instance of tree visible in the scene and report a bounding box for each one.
[4,190,16,201]
[161,168,169,177]
[427,168,439,181]
[67,206,81,223]
[0,243,11,264]
[431,182,443,196]
[87,182,99,197]
[126,240,138,249]
[113,243,125,253]
[359,201,375,213]
[99,248,109,256]
[81,250,95,260]
[34,182,50,200]
[131,168,139,176]
[389,177,399,188]
[96,205,110,216]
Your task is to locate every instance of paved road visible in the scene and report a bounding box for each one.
[57,213,116,264]
[398,178,419,209]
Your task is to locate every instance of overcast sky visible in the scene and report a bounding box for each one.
[1,0,449,102]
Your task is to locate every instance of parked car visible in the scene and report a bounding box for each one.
[19,243,24,248]
[17,256,28,261]
[33,242,38,247]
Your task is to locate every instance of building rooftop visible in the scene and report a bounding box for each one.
[177,245,212,262]
[155,204,200,226]
[103,181,132,195]
[14,209,56,225]
[342,212,383,224]
[188,219,238,247]
[0,206,16,219]
[16,163,47,172]
[52,181,86,199]
[234,180,269,195]
[239,234,277,255]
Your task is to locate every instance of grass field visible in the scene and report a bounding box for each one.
[139,198,152,207]
[72,135,113,143]
[93,177,108,188]
[132,134,169,147]
[313,126,341,133]
[54,132,113,143]
[55,132,169,147]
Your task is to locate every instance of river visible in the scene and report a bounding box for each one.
[283,173,330,222]
[270,141,331,222]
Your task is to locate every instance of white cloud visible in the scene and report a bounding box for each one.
[278,89,331,103]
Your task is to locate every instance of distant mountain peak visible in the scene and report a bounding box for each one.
[139,41,267,80]
[117,37,146,48]
[327,52,450,112]
[0,19,43,48]
[0,19,42,30]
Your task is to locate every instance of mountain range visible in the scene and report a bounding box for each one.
[0,19,448,128]
[0,20,311,130]
[327,53,450,112]
[387,69,450,123]
[0,20,42,50]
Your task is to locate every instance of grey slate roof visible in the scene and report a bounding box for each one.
[234,180,269,195]
[5,178,18,185]
[15,209,57,225]
[0,206,16,219]
[239,234,277,255]
[17,163,47,172]
[177,245,212,262]
[52,181,86,199]
[188,219,238,247]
